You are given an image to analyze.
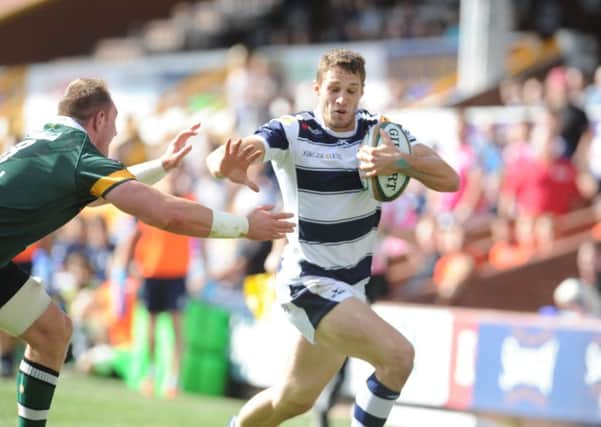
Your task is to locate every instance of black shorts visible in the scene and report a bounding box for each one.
[0,262,29,307]
[140,277,187,314]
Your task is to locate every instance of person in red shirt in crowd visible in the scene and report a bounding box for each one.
[498,120,533,218]
[501,108,591,217]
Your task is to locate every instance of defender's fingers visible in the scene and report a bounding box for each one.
[225,139,234,156]
[246,150,262,163]
[271,212,295,219]
[241,144,255,156]
[229,139,242,156]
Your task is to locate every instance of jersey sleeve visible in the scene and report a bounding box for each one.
[254,115,298,164]
[76,147,136,198]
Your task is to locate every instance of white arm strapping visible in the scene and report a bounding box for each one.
[209,210,249,238]
[127,159,166,185]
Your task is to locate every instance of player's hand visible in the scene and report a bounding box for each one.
[218,138,263,192]
[246,205,295,240]
[357,129,407,177]
[160,122,201,171]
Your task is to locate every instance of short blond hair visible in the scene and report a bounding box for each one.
[58,78,113,124]
[316,49,366,86]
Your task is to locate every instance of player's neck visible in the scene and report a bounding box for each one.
[313,110,357,137]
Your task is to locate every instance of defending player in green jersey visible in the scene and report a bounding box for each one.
[0,78,294,427]
[0,119,137,266]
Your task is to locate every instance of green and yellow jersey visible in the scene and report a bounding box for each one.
[0,117,135,266]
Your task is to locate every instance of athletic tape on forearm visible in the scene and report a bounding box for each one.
[128,159,166,185]
[209,210,249,238]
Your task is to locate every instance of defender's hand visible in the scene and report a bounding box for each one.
[161,122,201,171]
[246,205,295,240]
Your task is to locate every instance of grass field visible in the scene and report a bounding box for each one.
[0,369,349,427]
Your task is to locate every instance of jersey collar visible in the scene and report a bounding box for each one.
[50,116,88,134]
[313,110,357,138]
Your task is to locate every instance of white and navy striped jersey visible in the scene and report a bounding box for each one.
[255,109,416,289]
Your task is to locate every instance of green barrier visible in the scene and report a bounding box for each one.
[126,306,175,396]
[184,300,229,353]
[181,350,228,396]
[127,300,230,397]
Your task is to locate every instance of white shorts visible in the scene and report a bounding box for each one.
[0,275,51,336]
[276,275,367,344]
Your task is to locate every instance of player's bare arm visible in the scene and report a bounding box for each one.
[206,136,265,192]
[357,129,459,192]
[104,180,294,240]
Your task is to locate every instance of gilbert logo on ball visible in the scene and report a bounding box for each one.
[362,121,411,202]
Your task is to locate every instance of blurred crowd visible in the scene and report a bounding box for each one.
[95,0,459,57]
[373,63,601,314]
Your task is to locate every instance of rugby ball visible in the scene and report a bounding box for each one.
[361,122,411,202]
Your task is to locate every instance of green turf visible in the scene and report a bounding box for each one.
[0,369,349,426]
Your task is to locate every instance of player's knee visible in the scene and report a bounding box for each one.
[61,313,74,344]
[379,337,414,386]
[40,312,73,356]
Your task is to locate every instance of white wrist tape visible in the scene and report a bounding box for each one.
[209,210,249,238]
[128,159,166,185]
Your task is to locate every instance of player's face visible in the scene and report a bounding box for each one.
[96,103,118,156]
[314,66,364,132]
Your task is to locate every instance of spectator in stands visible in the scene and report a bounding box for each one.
[573,120,601,196]
[544,66,591,160]
[433,215,475,304]
[564,66,586,106]
[553,276,601,318]
[498,120,533,218]
[488,216,536,271]
[472,121,504,215]
[31,235,56,297]
[387,214,440,299]
[521,77,544,106]
[372,182,423,285]
[533,214,557,255]
[584,64,601,113]
[499,79,523,106]
[85,215,114,282]
[51,216,88,272]
[61,250,101,359]
[575,240,601,298]
[436,112,485,226]
[225,47,278,136]
[502,108,585,217]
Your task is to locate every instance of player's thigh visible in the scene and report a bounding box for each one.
[0,263,52,338]
[275,335,346,407]
[315,297,412,368]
